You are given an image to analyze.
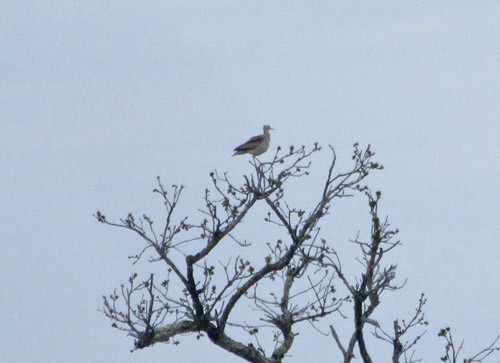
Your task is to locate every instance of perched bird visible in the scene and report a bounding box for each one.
[233,125,273,157]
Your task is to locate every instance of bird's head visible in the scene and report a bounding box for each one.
[263,125,273,132]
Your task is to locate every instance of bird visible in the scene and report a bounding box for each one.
[233,125,273,157]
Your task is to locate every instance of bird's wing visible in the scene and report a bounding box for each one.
[234,135,264,152]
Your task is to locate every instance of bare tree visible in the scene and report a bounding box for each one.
[438,327,500,363]
[96,143,499,363]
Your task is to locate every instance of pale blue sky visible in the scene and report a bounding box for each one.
[1,2,499,362]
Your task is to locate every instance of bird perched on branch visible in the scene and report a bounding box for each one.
[233,125,273,157]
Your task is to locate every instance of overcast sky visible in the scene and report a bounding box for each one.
[1,2,499,362]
